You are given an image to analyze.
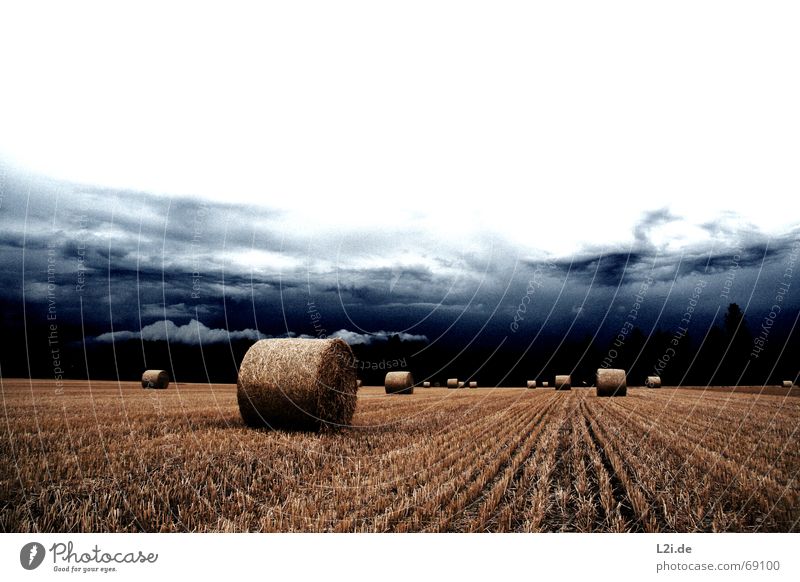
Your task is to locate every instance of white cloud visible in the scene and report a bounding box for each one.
[95,319,265,344]
[93,320,426,347]
[330,329,428,345]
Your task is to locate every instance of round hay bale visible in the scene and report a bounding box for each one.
[237,338,357,431]
[422,381,431,388]
[458,381,465,388]
[526,380,536,389]
[596,368,627,397]
[141,369,169,389]
[782,380,793,388]
[434,382,440,387]
[542,381,549,387]
[447,378,459,389]
[469,381,477,388]
[555,375,571,390]
[646,375,662,388]
[385,371,414,394]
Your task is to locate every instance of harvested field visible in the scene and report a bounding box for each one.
[1,380,799,532]
[677,385,800,397]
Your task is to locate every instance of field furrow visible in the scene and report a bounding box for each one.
[336,394,543,531]
[583,402,646,531]
[615,394,800,483]
[594,398,797,531]
[483,396,568,532]
[449,394,562,532]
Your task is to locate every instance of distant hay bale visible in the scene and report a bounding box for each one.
[469,381,477,388]
[526,380,536,389]
[422,381,431,388]
[555,375,571,390]
[783,380,793,388]
[458,381,465,388]
[237,338,357,431]
[447,378,459,389]
[542,381,549,387]
[141,370,169,389]
[356,379,363,388]
[646,375,662,388]
[385,371,415,395]
[596,368,627,397]
[434,382,440,387]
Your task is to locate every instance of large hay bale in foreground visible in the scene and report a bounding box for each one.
[469,381,477,388]
[646,375,662,388]
[596,368,627,397]
[447,378,459,389]
[385,371,414,394]
[555,375,571,390]
[783,380,794,388]
[526,380,536,389]
[237,338,357,430]
[422,381,431,388]
[141,370,169,389]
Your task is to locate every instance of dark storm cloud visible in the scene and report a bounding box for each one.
[543,242,791,289]
[2,168,799,353]
[678,245,758,277]
[1,171,500,344]
[0,174,286,335]
[664,237,796,285]
[537,209,683,288]
[0,230,29,248]
[329,265,441,306]
[548,252,653,287]
[534,210,800,290]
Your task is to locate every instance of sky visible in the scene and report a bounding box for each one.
[1,2,799,383]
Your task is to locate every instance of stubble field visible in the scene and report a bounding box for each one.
[1,380,798,532]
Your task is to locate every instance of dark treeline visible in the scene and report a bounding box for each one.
[401,304,798,387]
[2,303,797,388]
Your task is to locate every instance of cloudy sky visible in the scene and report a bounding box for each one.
[1,2,799,381]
